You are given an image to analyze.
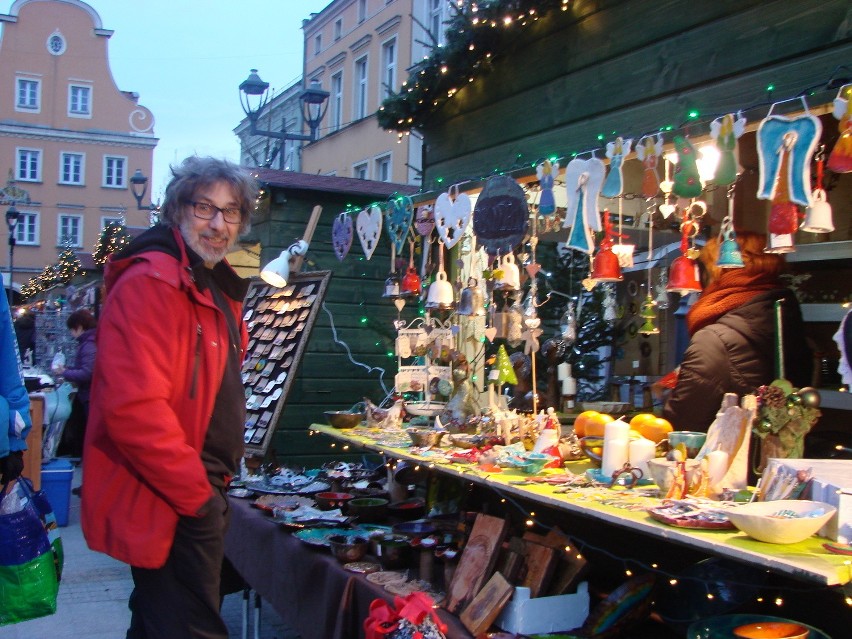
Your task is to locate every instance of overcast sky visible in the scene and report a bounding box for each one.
[88,0,332,202]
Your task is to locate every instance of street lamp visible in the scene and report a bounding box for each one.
[239,69,330,142]
[5,203,19,305]
[130,169,159,225]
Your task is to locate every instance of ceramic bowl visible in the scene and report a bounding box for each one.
[663,431,708,458]
[388,497,427,521]
[724,500,836,545]
[579,436,604,468]
[733,621,810,639]
[372,534,412,569]
[646,458,700,494]
[392,520,437,539]
[327,535,369,563]
[324,410,364,429]
[517,453,557,474]
[313,491,355,511]
[448,433,483,449]
[406,428,446,448]
[344,497,389,523]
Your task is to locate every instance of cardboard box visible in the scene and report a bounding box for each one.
[41,459,73,527]
[495,582,589,635]
[764,458,851,543]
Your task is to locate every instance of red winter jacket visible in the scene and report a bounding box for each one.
[81,226,247,568]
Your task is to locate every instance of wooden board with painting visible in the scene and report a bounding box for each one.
[445,513,509,614]
[459,571,514,636]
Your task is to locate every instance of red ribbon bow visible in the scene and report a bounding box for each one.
[364,592,447,639]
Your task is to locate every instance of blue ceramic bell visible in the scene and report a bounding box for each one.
[717,212,744,269]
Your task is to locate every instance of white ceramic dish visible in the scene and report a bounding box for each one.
[404,401,447,417]
[725,499,836,544]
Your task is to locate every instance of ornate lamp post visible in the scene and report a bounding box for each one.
[5,203,19,305]
[239,69,330,143]
[130,169,159,225]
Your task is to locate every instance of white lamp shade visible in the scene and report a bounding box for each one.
[260,240,308,287]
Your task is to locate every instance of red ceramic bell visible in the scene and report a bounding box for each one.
[590,210,623,282]
[401,267,421,295]
[667,255,702,295]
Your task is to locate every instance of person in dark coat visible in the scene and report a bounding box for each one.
[55,308,97,459]
[663,231,812,432]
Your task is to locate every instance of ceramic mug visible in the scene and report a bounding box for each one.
[662,431,707,458]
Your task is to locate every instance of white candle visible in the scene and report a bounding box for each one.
[561,377,577,396]
[557,363,571,380]
[604,419,630,443]
[602,437,629,476]
[706,449,729,487]
[628,438,656,474]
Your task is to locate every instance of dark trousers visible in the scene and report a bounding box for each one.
[126,487,230,639]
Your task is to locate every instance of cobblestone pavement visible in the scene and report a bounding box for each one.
[0,466,298,639]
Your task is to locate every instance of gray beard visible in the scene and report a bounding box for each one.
[180,218,232,266]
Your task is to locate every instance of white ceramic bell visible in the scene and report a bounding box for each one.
[801,188,834,233]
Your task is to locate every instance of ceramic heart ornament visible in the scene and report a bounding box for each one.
[434,189,471,249]
[385,196,413,254]
[331,212,353,262]
[356,205,383,260]
[414,205,435,236]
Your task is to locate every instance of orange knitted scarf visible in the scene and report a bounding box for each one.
[686,269,782,335]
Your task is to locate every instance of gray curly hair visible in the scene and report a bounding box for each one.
[159,156,258,235]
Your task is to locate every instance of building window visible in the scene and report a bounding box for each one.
[358,0,367,23]
[68,85,91,116]
[16,148,41,182]
[16,78,40,111]
[101,215,124,230]
[354,56,368,120]
[314,34,322,55]
[14,211,39,246]
[381,38,397,99]
[46,30,66,55]
[429,0,445,46]
[334,18,342,40]
[375,154,391,182]
[331,72,343,132]
[59,152,85,185]
[353,162,368,180]
[58,214,83,248]
[103,156,127,188]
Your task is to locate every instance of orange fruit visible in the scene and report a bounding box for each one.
[636,417,673,444]
[629,413,657,433]
[584,412,615,438]
[572,410,599,438]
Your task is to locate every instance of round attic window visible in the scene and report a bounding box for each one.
[47,31,66,56]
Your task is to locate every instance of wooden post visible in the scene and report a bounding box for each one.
[290,205,322,274]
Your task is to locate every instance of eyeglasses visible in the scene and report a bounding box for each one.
[189,201,242,225]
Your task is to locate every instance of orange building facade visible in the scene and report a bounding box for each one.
[0,0,156,296]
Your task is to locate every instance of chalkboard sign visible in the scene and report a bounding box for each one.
[240,270,332,458]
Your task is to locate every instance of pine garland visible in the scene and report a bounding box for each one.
[377,0,570,132]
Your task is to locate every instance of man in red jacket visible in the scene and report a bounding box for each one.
[81,156,257,638]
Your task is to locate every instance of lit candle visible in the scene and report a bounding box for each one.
[602,437,629,476]
[706,449,729,487]
[628,438,656,474]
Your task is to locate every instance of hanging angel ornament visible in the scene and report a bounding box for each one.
[562,156,605,253]
[601,136,633,198]
[672,135,703,198]
[827,84,852,173]
[559,300,577,345]
[636,133,664,198]
[536,159,559,215]
[710,112,747,185]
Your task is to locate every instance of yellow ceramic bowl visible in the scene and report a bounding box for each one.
[733,621,810,639]
[725,500,836,545]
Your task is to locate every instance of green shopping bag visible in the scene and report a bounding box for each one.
[0,480,60,626]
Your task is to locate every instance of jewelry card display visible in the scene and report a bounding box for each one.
[241,270,331,457]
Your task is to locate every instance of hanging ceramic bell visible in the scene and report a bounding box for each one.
[495,253,520,291]
[764,233,795,254]
[457,277,485,316]
[667,256,702,295]
[717,236,744,268]
[801,188,834,233]
[425,270,455,309]
[638,295,659,335]
[590,246,622,282]
[383,272,401,298]
[401,267,421,296]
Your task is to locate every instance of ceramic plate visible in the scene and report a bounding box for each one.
[294,525,392,547]
[686,614,829,639]
[247,480,331,495]
[647,501,735,530]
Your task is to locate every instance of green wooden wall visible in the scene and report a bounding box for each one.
[420,0,852,187]
[245,187,412,466]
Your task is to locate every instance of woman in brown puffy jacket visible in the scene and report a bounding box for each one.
[663,231,812,432]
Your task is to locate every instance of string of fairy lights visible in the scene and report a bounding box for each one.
[307,430,852,615]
